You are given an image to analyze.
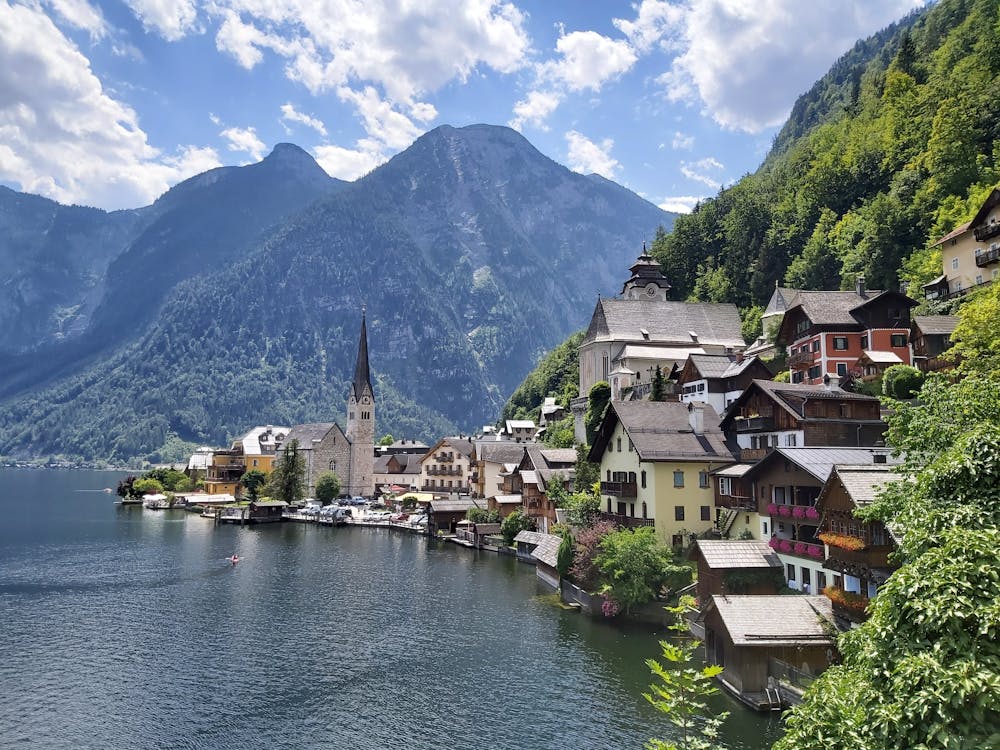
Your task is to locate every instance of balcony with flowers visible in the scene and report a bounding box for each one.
[768,535,825,560]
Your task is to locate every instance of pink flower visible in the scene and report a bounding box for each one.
[768,537,780,549]
[767,503,778,516]
[778,505,791,517]
[808,545,823,559]
[779,540,792,553]
[806,507,820,520]
[794,542,807,555]
[792,506,806,519]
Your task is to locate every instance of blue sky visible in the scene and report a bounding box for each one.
[0,0,926,212]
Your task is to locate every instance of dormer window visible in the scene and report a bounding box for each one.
[640,328,650,340]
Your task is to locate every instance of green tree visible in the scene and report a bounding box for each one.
[651,365,667,402]
[542,416,575,448]
[645,596,728,750]
[378,434,395,446]
[585,381,611,445]
[133,477,163,495]
[739,304,763,345]
[556,531,575,578]
[880,364,924,399]
[574,442,600,493]
[267,439,305,506]
[315,471,341,504]
[500,508,535,546]
[595,526,689,614]
[239,469,267,501]
[467,507,500,524]
[947,281,1000,375]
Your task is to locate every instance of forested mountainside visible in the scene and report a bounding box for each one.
[651,0,1000,311]
[500,331,583,423]
[0,125,672,464]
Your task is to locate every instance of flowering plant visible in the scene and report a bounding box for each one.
[823,585,869,612]
[778,539,792,553]
[808,545,823,559]
[767,503,778,516]
[768,537,780,549]
[794,542,807,555]
[792,506,806,519]
[778,505,791,517]
[805,507,820,520]
[818,532,867,551]
[601,596,621,618]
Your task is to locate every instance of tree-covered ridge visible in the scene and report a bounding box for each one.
[500,330,583,422]
[652,0,1000,308]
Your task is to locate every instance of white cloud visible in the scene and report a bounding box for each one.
[658,195,704,213]
[565,130,619,178]
[543,30,637,92]
[313,141,384,181]
[220,126,265,160]
[279,103,326,136]
[671,130,694,150]
[658,0,926,132]
[612,0,681,53]
[509,90,562,131]
[0,2,219,209]
[122,0,199,41]
[336,86,423,151]
[680,157,725,188]
[43,0,107,37]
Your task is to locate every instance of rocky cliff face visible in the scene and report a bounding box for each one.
[0,125,673,462]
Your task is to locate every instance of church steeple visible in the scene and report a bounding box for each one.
[352,307,373,400]
[622,244,671,300]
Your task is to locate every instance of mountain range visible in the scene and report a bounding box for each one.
[0,124,673,464]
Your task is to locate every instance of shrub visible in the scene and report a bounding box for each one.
[882,364,924,399]
[500,509,535,545]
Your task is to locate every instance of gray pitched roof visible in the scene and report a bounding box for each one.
[428,498,482,513]
[829,465,904,509]
[477,443,528,464]
[283,423,341,448]
[764,287,800,317]
[722,379,880,428]
[748,448,901,483]
[706,595,836,646]
[686,354,763,380]
[912,315,960,336]
[539,448,577,465]
[694,540,781,570]
[530,534,564,568]
[442,436,475,458]
[584,298,744,348]
[493,494,523,504]
[593,401,733,462]
[514,530,549,546]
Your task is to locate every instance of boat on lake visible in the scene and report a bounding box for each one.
[143,493,171,509]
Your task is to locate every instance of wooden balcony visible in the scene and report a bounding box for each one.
[599,512,654,529]
[715,495,757,511]
[733,415,774,433]
[975,247,1000,267]
[737,447,769,461]
[600,480,637,498]
[824,544,892,570]
[973,223,1000,242]
[787,350,815,370]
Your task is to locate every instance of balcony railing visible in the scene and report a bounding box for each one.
[975,247,1000,267]
[715,495,757,511]
[738,447,770,461]
[824,544,892,569]
[733,415,774,433]
[600,480,638,498]
[974,223,1000,242]
[765,502,820,521]
[600,512,654,529]
[787,350,815,369]
[768,538,824,560]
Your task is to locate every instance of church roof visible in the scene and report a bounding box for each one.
[621,248,671,294]
[352,309,373,400]
[283,423,345,449]
[584,298,744,349]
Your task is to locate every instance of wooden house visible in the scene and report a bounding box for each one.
[816,465,902,625]
[529,534,563,589]
[427,497,482,536]
[699,595,837,710]
[690,540,782,609]
[910,315,959,373]
[677,354,772,415]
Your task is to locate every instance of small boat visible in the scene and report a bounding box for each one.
[228,555,240,565]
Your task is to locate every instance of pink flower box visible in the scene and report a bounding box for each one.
[808,545,824,559]
[794,542,807,555]
[768,537,780,549]
[778,505,791,517]
[778,540,792,553]
[767,503,778,516]
[806,507,820,520]
[792,506,806,519]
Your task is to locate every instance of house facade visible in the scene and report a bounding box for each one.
[776,280,916,385]
[204,425,289,496]
[496,447,575,533]
[419,436,475,495]
[690,540,782,608]
[279,423,352,497]
[589,401,734,548]
[677,354,772,415]
[910,315,959,373]
[473,442,529,500]
[373,451,421,492]
[923,188,1000,300]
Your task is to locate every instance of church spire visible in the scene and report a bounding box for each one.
[352,307,372,399]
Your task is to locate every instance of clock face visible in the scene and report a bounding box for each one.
[645,284,657,297]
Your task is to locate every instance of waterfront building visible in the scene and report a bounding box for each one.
[344,310,376,497]
[473,441,528,500]
[427,497,482,535]
[775,278,917,385]
[689,540,782,609]
[496,447,575,533]
[588,400,734,548]
[419,436,475,495]
[204,425,289,496]
[373,451,421,493]
[280,423,351,498]
[710,462,759,539]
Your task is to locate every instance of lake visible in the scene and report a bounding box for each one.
[0,469,785,749]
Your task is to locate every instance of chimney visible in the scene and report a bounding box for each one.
[855,275,866,297]
[688,402,704,435]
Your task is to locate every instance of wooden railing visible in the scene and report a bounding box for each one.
[600,480,638,498]
[600,512,654,528]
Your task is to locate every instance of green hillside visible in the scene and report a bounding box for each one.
[652,0,1000,308]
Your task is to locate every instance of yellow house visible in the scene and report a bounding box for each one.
[588,401,734,548]
[924,187,1000,300]
[203,425,289,496]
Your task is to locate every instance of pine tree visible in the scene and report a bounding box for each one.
[651,365,666,402]
[267,439,305,506]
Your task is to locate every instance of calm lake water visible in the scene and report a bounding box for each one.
[0,469,785,749]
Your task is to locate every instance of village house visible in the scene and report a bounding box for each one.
[502,419,538,443]
[496,446,575,533]
[419,436,475,495]
[816,464,903,625]
[711,462,759,539]
[909,315,960,374]
[571,249,745,441]
[922,187,1000,300]
[699,595,838,710]
[741,447,900,593]
[720,379,885,463]
[745,285,799,359]
[473,442,530,500]
[539,397,566,427]
[776,279,917,385]
[204,425,289,496]
[690,540,782,609]
[589,400,734,548]
[677,354,772,415]
[426,497,482,536]
[373,451,422,493]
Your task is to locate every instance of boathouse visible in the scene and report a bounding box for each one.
[690,540,783,608]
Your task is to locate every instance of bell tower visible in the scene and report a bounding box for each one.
[346,307,375,497]
[622,245,671,301]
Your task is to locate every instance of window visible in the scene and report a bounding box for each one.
[801,567,812,591]
[792,371,803,384]
[763,521,768,535]
[697,383,705,392]
[700,505,711,521]
[808,365,821,379]
[811,339,820,352]
[252,459,258,467]
[785,434,797,447]
[891,334,907,347]
[674,506,685,521]
[616,437,622,452]
[628,439,634,452]
[952,257,960,270]
[699,471,709,488]
[641,501,647,519]
[786,564,796,581]
[719,477,732,496]
[817,572,827,591]
[640,470,647,489]
[860,334,869,349]
[837,363,847,377]
[832,337,848,350]
[673,470,685,488]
